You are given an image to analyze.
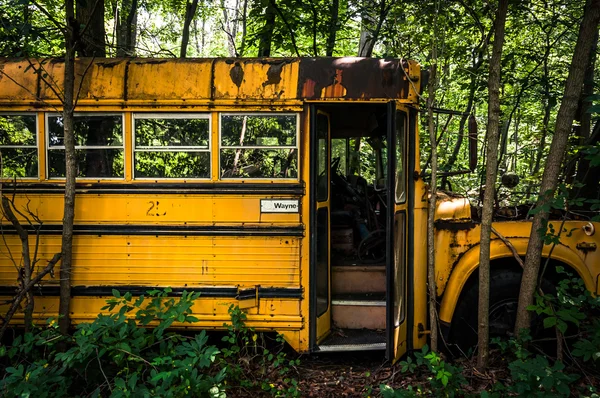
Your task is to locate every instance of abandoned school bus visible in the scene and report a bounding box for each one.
[0,57,599,362]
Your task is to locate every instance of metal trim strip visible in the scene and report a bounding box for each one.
[0,182,305,195]
[0,224,304,237]
[0,286,303,299]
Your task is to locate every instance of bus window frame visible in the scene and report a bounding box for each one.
[46,112,126,180]
[218,112,300,181]
[132,113,212,180]
[0,112,39,180]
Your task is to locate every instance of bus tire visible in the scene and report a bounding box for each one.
[449,269,553,352]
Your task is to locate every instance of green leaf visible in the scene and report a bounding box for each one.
[543,317,557,329]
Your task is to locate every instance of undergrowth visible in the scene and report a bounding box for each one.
[381,268,600,397]
[0,289,300,397]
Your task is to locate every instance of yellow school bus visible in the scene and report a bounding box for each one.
[0,57,598,362]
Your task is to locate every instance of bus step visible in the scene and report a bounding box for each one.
[332,294,386,330]
[317,328,386,352]
[331,265,386,295]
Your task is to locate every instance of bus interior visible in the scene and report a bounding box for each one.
[314,102,402,352]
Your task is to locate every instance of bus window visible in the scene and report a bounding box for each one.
[0,114,38,178]
[47,114,124,178]
[133,114,211,179]
[220,114,298,179]
[331,138,347,176]
[395,112,406,203]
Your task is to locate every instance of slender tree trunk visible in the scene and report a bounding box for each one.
[221,0,239,56]
[310,1,318,56]
[515,0,600,336]
[477,0,508,371]
[75,0,106,56]
[233,116,247,173]
[238,0,248,56]
[181,0,199,58]
[427,47,439,353]
[1,197,33,331]
[257,1,276,57]
[358,0,389,57]
[116,0,138,56]
[358,0,375,56]
[59,0,77,336]
[527,40,552,199]
[573,29,598,197]
[325,0,339,56]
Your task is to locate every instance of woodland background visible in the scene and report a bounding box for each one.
[1,0,598,199]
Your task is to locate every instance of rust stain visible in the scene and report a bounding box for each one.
[298,57,409,99]
[434,219,477,231]
[263,62,284,87]
[229,62,244,88]
[576,242,597,254]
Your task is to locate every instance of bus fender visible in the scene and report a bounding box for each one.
[438,237,595,326]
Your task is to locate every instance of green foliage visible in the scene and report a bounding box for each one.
[220,114,298,179]
[506,355,577,397]
[0,291,301,397]
[220,304,301,397]
[1,289,225,397]
[383,345,467,397]
[0,114,38,178]
[134,117,211,178]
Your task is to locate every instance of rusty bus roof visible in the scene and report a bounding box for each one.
[0,57,421,108]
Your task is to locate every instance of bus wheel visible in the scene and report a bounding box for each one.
[450,269,552,352]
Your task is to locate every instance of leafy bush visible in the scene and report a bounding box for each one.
[381,344,467,397]
[0,291,301,397]
[220,305,301,397]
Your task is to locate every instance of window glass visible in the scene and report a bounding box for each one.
[316,207,329,317]
[134,115,210,179]
[316,114,328,202]
[331,139,347,176]
[395,112,406,203]
[220,114,298,179]
[393,213,406,326]
[48,114,124,178]
[0,114,38,178]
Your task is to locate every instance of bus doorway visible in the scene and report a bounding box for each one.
[310,102,409,360]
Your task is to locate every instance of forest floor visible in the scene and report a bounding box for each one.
[227,348,600,397]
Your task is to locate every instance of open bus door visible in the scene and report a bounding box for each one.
[386,101,409,363]
[310,107,332,345]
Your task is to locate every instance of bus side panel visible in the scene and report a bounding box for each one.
[0,193,307,352]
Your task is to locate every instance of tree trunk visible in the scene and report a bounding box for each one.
[427,40,439,353]
[180,0,199,58]
[358,0,376,56]
[514,0,600,337]
[116,0,138,57]
[238,0,248,56]
[477,0,508,371]
[75,0,106,56]
[59,0,77,336]
[1,197,33,332]
[325,0,339,56]
[526,37,553,199]
[358,0,388,57]
[573,29,598,199]
[257,1,276,57]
